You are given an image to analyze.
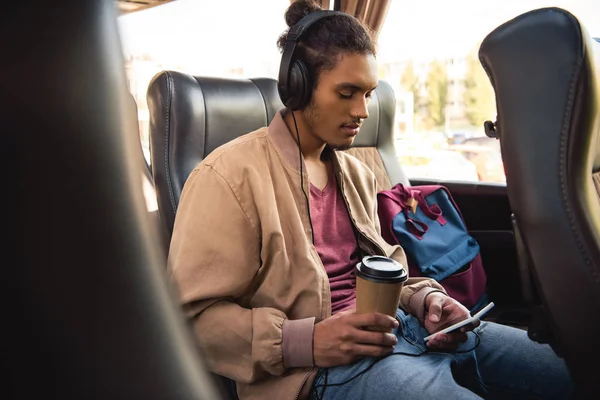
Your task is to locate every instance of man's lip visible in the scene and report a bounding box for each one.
[342,124,360,129]
[341,125,360,136]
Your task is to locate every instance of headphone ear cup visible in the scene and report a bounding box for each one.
[288,60,311,110]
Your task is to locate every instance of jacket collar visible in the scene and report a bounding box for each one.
[267,108,340,175]
[267,109,304,173]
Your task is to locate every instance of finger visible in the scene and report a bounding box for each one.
[425,334,446,348]
[427,340,459,351]
[446,331,468,344]
[426,334,459,350]
[349,343,395,358]
[459,320,480,333]
[353,329,398,347]
[427,295,446,323]
[352,312,399,330]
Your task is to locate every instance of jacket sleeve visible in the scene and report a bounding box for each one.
[168,165,287,384]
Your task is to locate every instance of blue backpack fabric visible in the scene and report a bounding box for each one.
[377,184,488,311]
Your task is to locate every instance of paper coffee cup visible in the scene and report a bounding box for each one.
[355,255,408,332]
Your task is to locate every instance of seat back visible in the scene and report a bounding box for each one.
[147,72,407,238]
[479,7,600,396]
[6,0,222,398]
[127,93,170,253]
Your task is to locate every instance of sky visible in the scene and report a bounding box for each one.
[117,0,600,76]
[377,0,600,62]
[118,0,288,76]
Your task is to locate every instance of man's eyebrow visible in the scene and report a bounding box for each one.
[335,82,378,91]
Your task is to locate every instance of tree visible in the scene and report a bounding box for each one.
[463,50,496,127]
[425,60,448,127]
[400,61,420,110]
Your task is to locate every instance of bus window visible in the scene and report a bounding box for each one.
[118,0,289,167]
[120,0,599,186]
[377,0,600,184]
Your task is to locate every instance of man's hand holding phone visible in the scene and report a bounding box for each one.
[422,291,494,350]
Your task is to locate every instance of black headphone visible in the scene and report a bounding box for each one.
[277,10,346,111]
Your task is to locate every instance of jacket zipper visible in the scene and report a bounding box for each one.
[294,368,316,400]
[336,171,386,256]
[301,170,333,319]
[292,161,381,400]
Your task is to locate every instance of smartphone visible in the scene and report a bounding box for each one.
[423,302,495,342]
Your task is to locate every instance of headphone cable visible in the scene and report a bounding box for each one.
[312,330,482,399]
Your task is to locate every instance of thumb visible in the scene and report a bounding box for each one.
[427,295,445,323]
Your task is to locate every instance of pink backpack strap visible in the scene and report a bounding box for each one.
[377,190,405,245]
[378,184,430,241]
[411,189,447,225]
[409,185,440,196]
[404,213,429,240]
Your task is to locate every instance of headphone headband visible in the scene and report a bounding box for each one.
[278,10,346,109]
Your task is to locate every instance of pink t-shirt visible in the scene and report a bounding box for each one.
[284,166,442,368]
[310,171,360,314]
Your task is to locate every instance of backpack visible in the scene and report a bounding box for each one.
[377,183,488,311]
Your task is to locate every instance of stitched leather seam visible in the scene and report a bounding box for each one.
[558,15,600,285]
[163,72,176,214]
[347,148,391,191]
[250,78,269,126]
[199,79,209,159]
[593,172,600,196]
[374,88,381,148]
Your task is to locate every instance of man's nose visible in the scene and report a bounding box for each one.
[352,97,369,120]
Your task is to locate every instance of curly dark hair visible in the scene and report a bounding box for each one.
[277,0,376,88]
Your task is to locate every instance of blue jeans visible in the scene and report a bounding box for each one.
[311,309,575,399]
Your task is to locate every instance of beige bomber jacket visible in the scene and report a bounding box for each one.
[168,110,446,400]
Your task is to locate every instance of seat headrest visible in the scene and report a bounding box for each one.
[147,72,401,236]
[480,7,600,175]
